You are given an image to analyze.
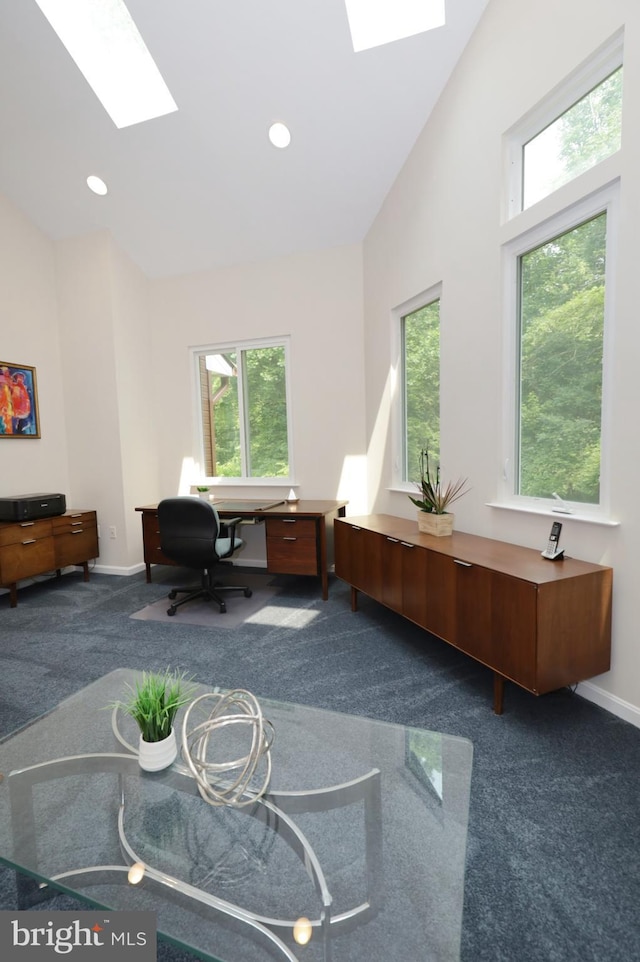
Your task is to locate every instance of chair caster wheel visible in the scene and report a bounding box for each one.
[219,603,227,613]
[167,606,177,616]
[244,588,253,598]
[168,590,178,600]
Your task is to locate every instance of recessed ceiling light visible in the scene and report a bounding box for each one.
[34,0,178,129]
[87,175,108,195]
[344,0,446,52]
[268,122,291,149]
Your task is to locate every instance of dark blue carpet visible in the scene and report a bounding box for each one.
[1,566,639,961]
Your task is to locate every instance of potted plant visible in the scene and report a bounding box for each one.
[196,485,210,500]
[112,668,196,772]
[408,447,469,536]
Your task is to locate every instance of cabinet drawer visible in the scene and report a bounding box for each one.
[54,528,99,568]
[52,511,96,533]
[266,536,318,575]
[265,518,316,539]
[0,537,56,583]
[0,518,53,547]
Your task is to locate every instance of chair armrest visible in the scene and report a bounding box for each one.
[219,516,242,537]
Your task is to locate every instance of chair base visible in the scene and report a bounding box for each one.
[166,569,252,616]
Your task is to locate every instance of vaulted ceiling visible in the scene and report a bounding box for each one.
[0,0,489,278]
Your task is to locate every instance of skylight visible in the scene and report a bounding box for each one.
[34,0,177,129]
[344,0,446,52]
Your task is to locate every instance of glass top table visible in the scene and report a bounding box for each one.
[0,670,473,962]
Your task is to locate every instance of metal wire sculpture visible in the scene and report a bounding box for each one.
[180,689,274,808]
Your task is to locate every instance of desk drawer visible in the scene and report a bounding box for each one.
[266,535,318,575]
[0,518,53,547]
[0,537,56,583]
[265,518,316,539]
[142,513,178,567]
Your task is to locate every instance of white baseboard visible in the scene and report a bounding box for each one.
[576,680,640,729]
[92,558,269,578]
[92,562,146,577]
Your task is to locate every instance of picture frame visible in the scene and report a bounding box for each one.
[0,361,40,438]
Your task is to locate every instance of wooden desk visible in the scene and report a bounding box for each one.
[135,500,347,600]
[0,510,99,608]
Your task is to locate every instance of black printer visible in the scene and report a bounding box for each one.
[0,493,67,522]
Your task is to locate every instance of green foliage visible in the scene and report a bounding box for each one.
[408,447,469,514]
[518,213,606,504]
[112,669,196,743]
[404,301,440,481]
[210,346,289,477]
[558,68,622,182]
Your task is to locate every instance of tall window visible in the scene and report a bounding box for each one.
[195,339,291,480]
[504,35,622,514]
[517,212,607,504]
[402,297,440,483]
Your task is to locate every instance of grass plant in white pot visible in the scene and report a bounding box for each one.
[408,447,469,536]
[113,668,196,772]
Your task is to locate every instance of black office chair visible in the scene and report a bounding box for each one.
[157,497,252,616]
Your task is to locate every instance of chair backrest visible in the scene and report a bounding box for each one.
[158,497,222,570]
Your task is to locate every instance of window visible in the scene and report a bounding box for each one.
[522,68,622,209]
[194,338,292,480]
[401,296,440,484]
[516,210,608,504]
[505,32,623,218]
[502,35,622,518]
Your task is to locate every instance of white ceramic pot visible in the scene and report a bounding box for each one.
[138,729,178,772]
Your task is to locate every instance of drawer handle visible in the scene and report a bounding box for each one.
[70,520,83,526]
[70,513,83,518]
[20,522,35,527]
[351,525,362,531]
[400,542,414,548]
[71,529,83,535]
[386,537,399,543]
[21,539,37,545]
[283,537,297,541]
[282,519,297,524]
[454,559,472,567]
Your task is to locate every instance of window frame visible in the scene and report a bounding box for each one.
[504,30,623,221]
[191,335,294,486]
[390,284,442,492]
[500,183,619,519]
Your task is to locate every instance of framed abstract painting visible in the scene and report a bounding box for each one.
[0,362,40,438]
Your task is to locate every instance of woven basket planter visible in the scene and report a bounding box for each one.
[416,511,454,537]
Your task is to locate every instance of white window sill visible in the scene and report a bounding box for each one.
[204,480,297,488]
[486,501,619,528]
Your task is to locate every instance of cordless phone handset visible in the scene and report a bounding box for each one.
[542,521,564,560]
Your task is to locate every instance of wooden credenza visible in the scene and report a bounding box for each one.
[334,514,612,713]
[0,510,99,608]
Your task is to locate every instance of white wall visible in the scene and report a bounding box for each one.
[54,232,157,573]
[0,195,69,494]
[363,0,640,721]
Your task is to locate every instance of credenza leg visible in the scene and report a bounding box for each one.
[350,586,358,612]
[493,673,505,715]
[9,583,17,608]
[321,571,329,601]
[145,563,152,583]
